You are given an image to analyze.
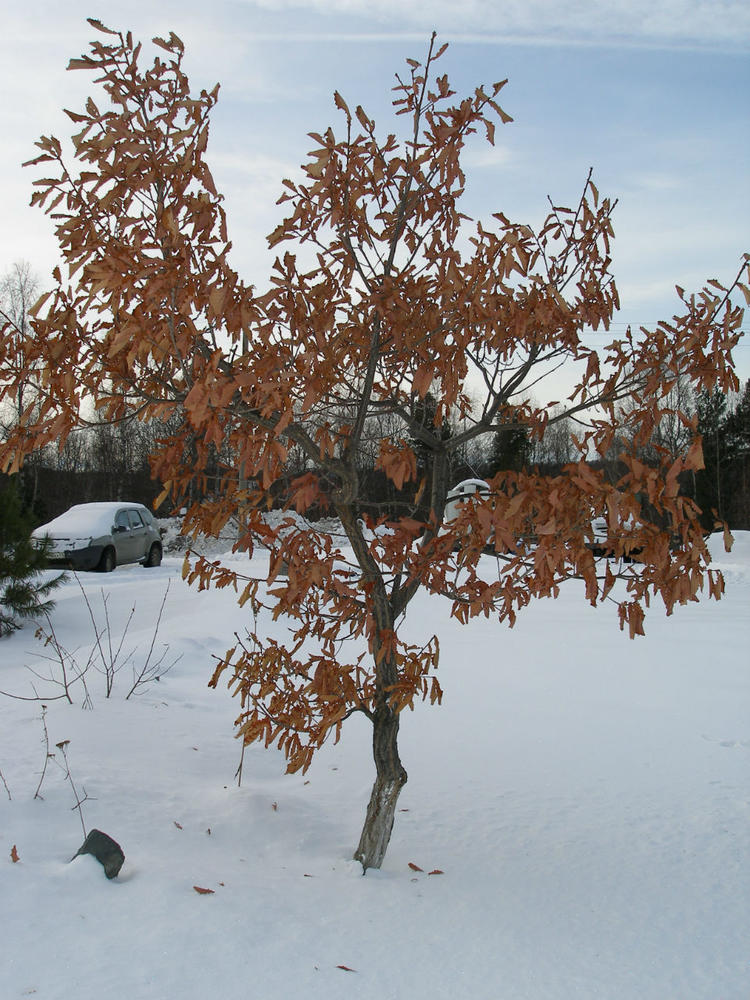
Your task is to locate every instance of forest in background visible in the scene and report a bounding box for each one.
[3,259,749,531]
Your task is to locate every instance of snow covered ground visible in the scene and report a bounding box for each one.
[1,533,748,1000]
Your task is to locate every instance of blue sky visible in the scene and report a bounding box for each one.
[1,1,748,379]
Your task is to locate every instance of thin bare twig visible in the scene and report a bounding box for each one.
[76,578,135,697]
[55,740,91,839]
[34,704,51,800]
[126,580,181,698]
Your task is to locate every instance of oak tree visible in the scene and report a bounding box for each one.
[0,24,747,869]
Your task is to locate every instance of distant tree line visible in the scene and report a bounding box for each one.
[471,380,750,532]
[271,380,750,532]
[693,382,750,530]
[2,375,749,533]
[2,260,749,532]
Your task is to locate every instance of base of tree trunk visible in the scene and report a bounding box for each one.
[353,771,407,872]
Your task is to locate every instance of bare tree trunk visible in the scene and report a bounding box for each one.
[354,699,407,872]
[337,504,409,871]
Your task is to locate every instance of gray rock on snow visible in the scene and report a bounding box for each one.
[72,829,125,879]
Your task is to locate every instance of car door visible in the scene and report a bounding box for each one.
[126,508,150,562]
[112,508,139,564]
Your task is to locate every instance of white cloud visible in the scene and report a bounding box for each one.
[625,172,684,193]
[462,144,514,170]
[247,0,750,50]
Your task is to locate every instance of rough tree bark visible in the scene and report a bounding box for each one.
[337,495,410,870]
[354,653,408,872]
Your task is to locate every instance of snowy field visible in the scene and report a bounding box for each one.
[1,532,748,1000]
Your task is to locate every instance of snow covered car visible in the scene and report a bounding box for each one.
[588,514,642,560]
[444,479,490,522]
[32,502,163,572]
[443,479,498,551]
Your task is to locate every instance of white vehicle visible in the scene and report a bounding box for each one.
[444,479,490,522]
[33,502,163,573]
[588,513,641,560]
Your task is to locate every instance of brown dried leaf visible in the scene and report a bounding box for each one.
[723,524,734,551]
[193,885,215,895]
[86,18,119,35]
[11,845,20,863]
[67,57,95,71]
[333,91,350,116]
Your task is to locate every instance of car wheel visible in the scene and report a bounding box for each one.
[98,547,116,573]
[144,543,162,568]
